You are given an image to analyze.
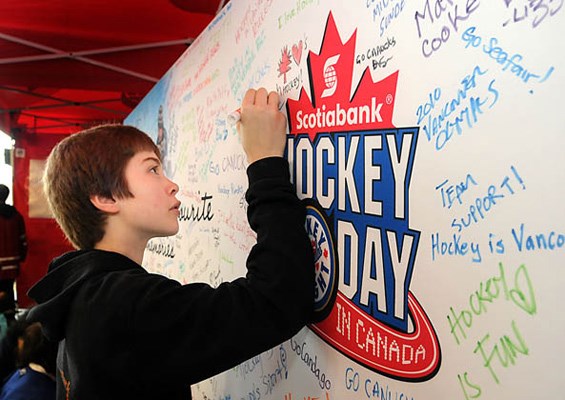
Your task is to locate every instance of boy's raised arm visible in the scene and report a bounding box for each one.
[237,88,287,164]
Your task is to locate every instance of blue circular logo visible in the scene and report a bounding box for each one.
[304,200,338,321]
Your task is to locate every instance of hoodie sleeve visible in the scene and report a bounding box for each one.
[130,156,315,385]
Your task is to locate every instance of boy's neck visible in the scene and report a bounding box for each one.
[94,216,150,264]
[94,236,146,265]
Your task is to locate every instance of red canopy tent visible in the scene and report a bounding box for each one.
[0,0,226,306]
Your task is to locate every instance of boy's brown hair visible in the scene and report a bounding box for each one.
[44,124,160,249]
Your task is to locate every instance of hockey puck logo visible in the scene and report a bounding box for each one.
[305,200,338,322]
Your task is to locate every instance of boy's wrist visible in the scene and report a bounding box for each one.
[246,156,289,183]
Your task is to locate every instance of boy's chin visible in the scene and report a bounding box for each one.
[154,226,180,238]
[165,227,180,237]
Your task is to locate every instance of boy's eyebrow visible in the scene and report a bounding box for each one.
[141,156,161,164]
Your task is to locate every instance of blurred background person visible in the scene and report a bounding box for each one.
[0,184,27,325]
[0,321,56,399]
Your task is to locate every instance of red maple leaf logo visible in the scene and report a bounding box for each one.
[287,12,398,141]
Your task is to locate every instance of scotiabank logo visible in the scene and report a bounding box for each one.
[321,54,340,98]
[286,13,441,381]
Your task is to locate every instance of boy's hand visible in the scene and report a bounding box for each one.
[237,88,287,164]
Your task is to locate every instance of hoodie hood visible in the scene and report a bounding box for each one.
[27,250,142,341]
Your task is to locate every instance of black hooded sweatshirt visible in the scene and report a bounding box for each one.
[27,157,315,400]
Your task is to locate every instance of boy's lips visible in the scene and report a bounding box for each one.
[170,201,181,211]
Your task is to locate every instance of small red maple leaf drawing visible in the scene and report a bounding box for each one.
[278,46,292,84]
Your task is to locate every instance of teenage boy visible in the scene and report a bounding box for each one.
[27,89,315,399]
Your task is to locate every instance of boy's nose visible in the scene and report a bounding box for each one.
[169,179,179,195]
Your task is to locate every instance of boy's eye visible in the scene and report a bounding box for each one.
[150,166,159,174]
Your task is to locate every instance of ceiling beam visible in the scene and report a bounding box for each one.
[0,33,191,82]
[20,111,120,126]
[0,38,194,65]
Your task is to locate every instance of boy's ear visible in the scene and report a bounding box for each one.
[90,194,119,214]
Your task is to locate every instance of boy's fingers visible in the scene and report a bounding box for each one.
[255,88,268,105]
[267,91,280,110]
[242,89,256,107]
